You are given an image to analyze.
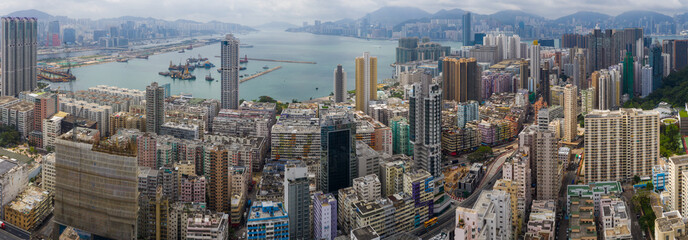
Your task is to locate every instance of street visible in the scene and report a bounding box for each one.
[0,223,29,240]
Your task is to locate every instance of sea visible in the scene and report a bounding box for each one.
[48,29,463,102]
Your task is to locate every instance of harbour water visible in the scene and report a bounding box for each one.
[51,30,462,102]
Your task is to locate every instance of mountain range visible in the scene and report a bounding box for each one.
[3,9,255,31]
[345,6,679,28]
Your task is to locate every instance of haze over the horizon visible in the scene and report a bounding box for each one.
[2,0,687,26]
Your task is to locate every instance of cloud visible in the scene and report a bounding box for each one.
[1,0,688,25]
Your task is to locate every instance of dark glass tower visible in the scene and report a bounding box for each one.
[320,111,357,194]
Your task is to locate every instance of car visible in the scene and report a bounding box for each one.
[0,221,5,229]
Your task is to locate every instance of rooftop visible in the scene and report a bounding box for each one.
[352,226,380,240]
[7,101,34,112]
[7,185,50,214]
[0,96,18,106]
[247,201,288,222]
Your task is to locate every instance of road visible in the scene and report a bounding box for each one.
[0,223,29,240]
[556,161,579,240]
[621,185,646,239]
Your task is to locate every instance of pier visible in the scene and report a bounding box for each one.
[247,58,316,64]
[240,66,282,83]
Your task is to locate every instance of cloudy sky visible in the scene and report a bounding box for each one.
[1,0,687,26]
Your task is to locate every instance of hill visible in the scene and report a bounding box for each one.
[362,6,431,26]
[431,8,466,19]
[488,10,544,25]
[554,11,611,24]
[614,10,672,24]
[4,9,53,19]
[624,67,688,109]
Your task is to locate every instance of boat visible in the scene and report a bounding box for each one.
[37,68,76,82]
[240,66,246,71]
[116,58,129,63]
[217,68,222,73]
[239,44,254,48]
[263,65,269,69]
[159,72,170,76]
[136,55,149,59]
[186,44,193,50]
[205,73,214,81]
[178,49,185,53]
[240,55,248,63]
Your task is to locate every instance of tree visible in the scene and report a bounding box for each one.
[468,146,493,163]
[647,182,654,192]
[633,175,641,184]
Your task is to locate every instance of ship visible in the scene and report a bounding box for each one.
[136,55,149,59]
[240,55,248,63]
[240,66,246,70]
[178,49,185,53]
[37,68,77,82]
[205,73,214,81]
[186,44,193,50]
[159,71,170,76]
[239,44,254,48]
[263,65,269,69]
[116,58,129,63]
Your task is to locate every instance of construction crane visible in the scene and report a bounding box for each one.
[72,104,86,142]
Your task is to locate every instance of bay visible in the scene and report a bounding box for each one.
[51,30,461,102]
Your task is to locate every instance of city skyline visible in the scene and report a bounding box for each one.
[3,1,688,27]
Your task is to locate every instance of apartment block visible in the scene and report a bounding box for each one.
[246,202,289,239]
[585,109,659,183]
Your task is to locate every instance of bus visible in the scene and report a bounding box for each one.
[424,217,438,228]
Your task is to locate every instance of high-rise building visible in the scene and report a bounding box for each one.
[442,57,481,102]
[493,179,521,239]
[649,41,663,90]
[563,84,578,142]
[642,65,653,97]
[584,109,660,183]
[54,129,137,239]
[137,133,157,168]
[622,52,634,97]
[454,190,511,240]
[146,82,165,134]
[313,192,337,240]
[536,130,560,200]
[462,12,472,46]
[320,111,357,193]
[410,73,442,177]
[403,169,434,224]
[457,100,479,128]
[207,145,230,213]
[62,28,76,45]
[530,41,541,88]
[353,174,381,201]
[284,162,310,239]
[334,65,347,103]
[390,117,412,156]
[355,52,377,114]
[667,155,688,216]
[221,34,240,109]
[519,60,529,90]
[246,202,289,239]
[47,21,60,47]
[1,17,37,97]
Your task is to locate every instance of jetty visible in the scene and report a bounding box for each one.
[247,58,316,64]
[240,66,282,83]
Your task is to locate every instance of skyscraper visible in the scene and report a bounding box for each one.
[410,72,442,177]
[334,65,347,103]
[442,57,481,102]
[585,109,660,183]
[62,28,76,45]
[649,42,663,90]
[54,129,138,239]
[563,84,578,142]
[146,82,164,134]
[355,52,377,114]
[529,41,541,89]
[641,66,653,97]
[622,52,634,97]
[221,34,240,109]
[1,17,37,97]
[313,192,337,240]
[536,130,559,200]
[47,21,60,47]
[463,12,472,46]
[284,162,310,239]
[320,111,357,193]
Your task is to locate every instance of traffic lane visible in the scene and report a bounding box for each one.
[4,225,28,240]
[0,230,23,240]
